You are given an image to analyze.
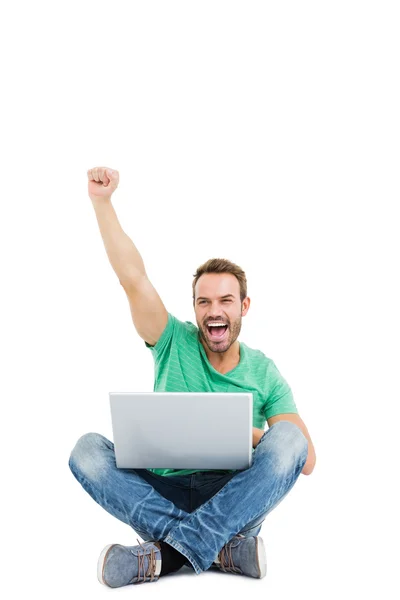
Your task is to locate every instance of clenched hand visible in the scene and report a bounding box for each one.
[87,166,120,202]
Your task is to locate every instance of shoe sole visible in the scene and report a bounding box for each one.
[256,537,267,579]
[97,543,115,586]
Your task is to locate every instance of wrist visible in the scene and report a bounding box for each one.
[90,196,112,204]
[90,197,113,211]
[252,427,264,448]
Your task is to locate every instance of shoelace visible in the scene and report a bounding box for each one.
[218,539,243,574]
[133,538,158,583]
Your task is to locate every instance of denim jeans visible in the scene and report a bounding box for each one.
[68,420,308,575]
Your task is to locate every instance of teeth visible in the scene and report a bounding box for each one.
[207,323,226,327]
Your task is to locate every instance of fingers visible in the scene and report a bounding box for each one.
[107,169,119,190]
[87,167,114,184]
[87,167,101,182]
[87,167,120,191]
[91,167,103,182]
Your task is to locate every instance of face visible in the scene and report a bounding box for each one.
[194,273,250,354]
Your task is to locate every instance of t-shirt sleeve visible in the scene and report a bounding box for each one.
[263,359,298,419]
[144,312,186,363]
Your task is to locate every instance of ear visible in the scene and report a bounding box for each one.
[241,297,250,316]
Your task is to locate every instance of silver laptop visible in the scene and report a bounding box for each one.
[109,392,253,470]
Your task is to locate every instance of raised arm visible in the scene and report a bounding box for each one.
[87,166,168,346]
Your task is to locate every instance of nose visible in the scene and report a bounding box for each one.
[206,313,226,322]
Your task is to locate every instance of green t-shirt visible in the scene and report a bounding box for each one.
[145,312,298,477]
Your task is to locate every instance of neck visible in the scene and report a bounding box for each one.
[200,339,241,372]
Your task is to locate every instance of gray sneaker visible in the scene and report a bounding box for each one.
[213,535,267,578]
[97,539,162,587]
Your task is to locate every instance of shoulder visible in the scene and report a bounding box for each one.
[165,313,200,345]
[144,312,197,354]
[241,342,273,368]
[175,315,199,339]
[241,343,289,386]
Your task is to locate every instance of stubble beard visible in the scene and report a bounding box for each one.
[198,314,242,354]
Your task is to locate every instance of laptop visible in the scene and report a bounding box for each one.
[109,392,253,470]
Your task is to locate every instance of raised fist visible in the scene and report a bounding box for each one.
[87,167,120,201]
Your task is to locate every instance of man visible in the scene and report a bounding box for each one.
[69,166,316,587]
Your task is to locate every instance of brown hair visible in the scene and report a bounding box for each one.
[192,258,247,305]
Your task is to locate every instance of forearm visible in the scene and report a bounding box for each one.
[252,427,264,449]
[91,198,146,284]
[253,426,314,475]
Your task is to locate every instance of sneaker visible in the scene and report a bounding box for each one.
[213,535,267,578]
[97,539,162,587]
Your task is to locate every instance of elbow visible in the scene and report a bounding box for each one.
[119,271,146,290]
[301,464,314,476]
[301,454,316,476]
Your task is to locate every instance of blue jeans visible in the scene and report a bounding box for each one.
[68,420,308,575]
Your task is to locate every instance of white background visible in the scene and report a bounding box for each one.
[1,1,399,597]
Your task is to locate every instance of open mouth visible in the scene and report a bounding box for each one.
[206,322,229,341]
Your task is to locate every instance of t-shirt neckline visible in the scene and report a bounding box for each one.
[197,335,244,377]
